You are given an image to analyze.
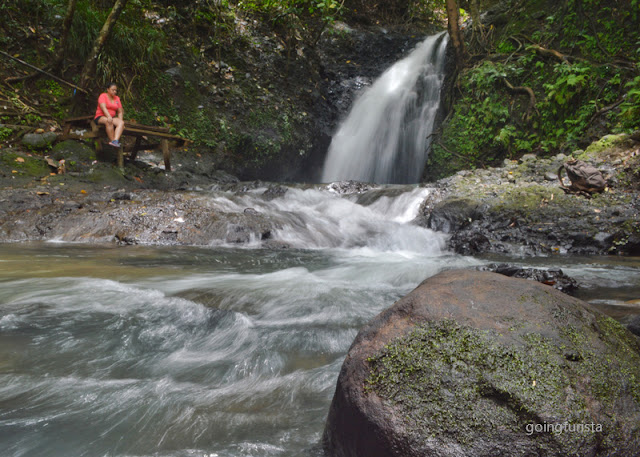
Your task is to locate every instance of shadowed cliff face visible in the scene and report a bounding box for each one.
[324,269,640,457]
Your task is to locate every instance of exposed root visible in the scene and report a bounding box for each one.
[502,78,538,121]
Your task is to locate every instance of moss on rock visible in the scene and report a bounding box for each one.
[324,270,640,456]
[366,317,640,449]
[580,134,630,158]
[0,150,50,177]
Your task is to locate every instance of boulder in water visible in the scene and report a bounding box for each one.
[326,180,374,195]
[477,263,578,294]
[323,270,640,457]
[427,197,483,233]
[262,185,288,201]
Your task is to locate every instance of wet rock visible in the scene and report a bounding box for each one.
[593,231,613,248]
[324,270,640,457]
[111,192,132,201]
[448,229,491,255]
[262,239,290,249]
[115,232,137,245]
[217,180,263,194]
[477,263,578,294]
[209,170,239,184]
[160,230,178,242]
[427,197,482,233]
[327,180,374,194]
[51,140,95,172]
[627,315,640,337]
[62,200,82,211]
[0,188,283,247]
[262,185,288,201]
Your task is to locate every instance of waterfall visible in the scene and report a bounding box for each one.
[322,33,448,184]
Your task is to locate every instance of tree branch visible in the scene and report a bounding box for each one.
[586,97,625,128]
[529,45,571,64]
[435,140,468,161]
[53,0,78,71]
[79,0,129,90]
[502,77,538,121]
[0,50,88,94]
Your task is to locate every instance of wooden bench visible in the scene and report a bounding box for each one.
[61,115,187,171]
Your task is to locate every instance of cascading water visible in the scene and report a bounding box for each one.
[0,185,469,457]
[322,33,448,184]
[1,184,640,457]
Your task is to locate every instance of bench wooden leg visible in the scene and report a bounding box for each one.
[162,139,171,172]
[129,136,142,162]
[117,146,124,169]
[62,123,72,140]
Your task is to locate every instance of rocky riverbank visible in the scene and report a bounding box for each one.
[1,132,639,255]
[418,132,640,256]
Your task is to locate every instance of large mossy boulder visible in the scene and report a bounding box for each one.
[323,270,640,457]
[51,139,97,172]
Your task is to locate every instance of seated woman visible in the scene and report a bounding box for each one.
[94,82,124,147]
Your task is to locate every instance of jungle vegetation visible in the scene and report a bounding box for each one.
[0,0,638,180]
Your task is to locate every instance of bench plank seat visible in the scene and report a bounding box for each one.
[61,117,186,171]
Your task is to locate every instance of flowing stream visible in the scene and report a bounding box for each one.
[322,33,448,184]
[1,184,639,457]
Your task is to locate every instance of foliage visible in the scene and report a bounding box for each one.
[237,0,345,47]
[35,80,70,119]
[551,0,639,61]
[618,76,640,131]
[0,0,168,122]
[429,0,640,179]
[67,0,167,94]
[0,127,14,142]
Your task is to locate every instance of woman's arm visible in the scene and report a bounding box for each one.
[99,102,113,121]
[117,103,123,120]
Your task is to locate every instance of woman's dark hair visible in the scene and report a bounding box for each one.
[105,82,117,90]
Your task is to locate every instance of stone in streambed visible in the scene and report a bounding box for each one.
[627,314,640,337]
[477,263,578,294]
[323,270,640,457]
[427,197,483,233]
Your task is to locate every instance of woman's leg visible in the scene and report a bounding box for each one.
[97,116,115,141]
[113,118,125,142]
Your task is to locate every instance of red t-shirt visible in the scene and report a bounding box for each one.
[94,93,122,118]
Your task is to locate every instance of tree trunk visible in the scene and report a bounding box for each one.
[446,0,466,69]
[54,0,78,71]
[469,0,481,33]
[79,0,129,90]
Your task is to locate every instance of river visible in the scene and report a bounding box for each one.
[0,184,639,457]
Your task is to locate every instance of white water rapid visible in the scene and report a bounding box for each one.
[2,184,640,457]
[322,33,448,184]
[210,185,447,252]
[0,184,473,457]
